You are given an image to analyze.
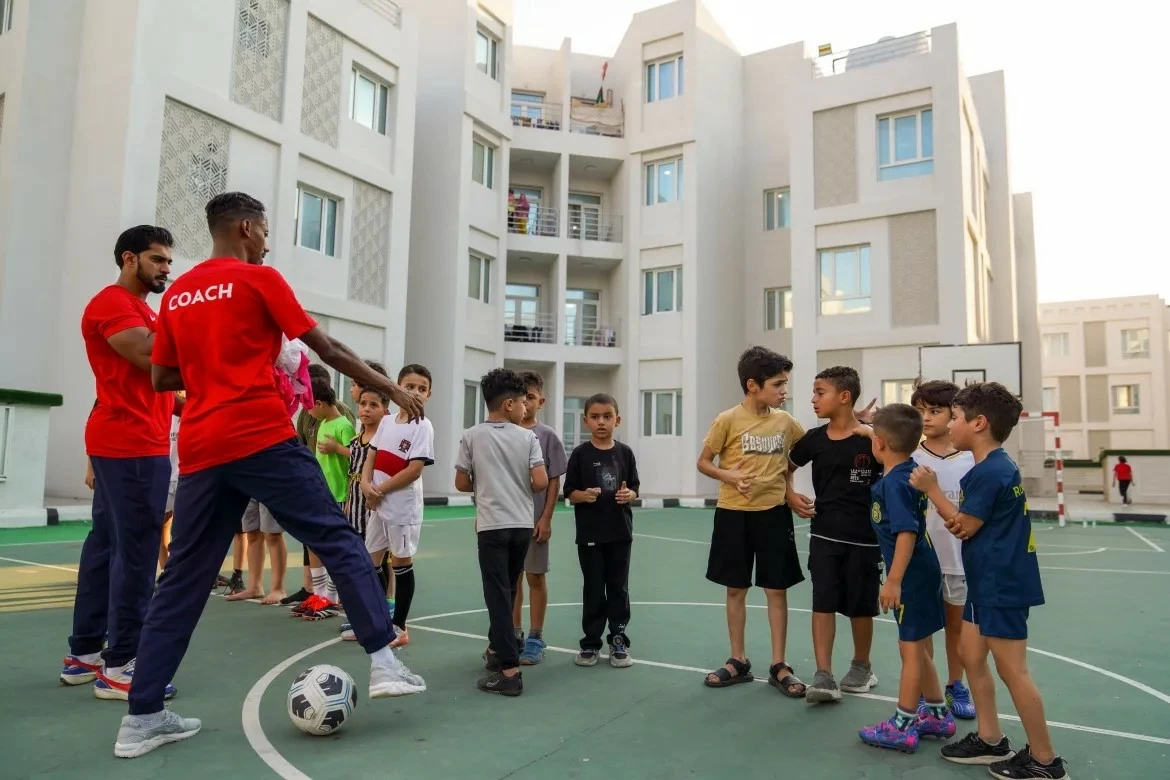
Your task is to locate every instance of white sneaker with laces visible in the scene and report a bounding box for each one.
[114,710,201,758]
[368,651,426,699]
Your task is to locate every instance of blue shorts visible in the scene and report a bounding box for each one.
[894,581,945,642]
[964,602,1030,640]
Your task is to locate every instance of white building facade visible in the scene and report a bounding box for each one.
[0,0,418,499]
[1039,296,1170,459]
[408,0,1041,498]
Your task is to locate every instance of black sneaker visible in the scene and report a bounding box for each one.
[941,731,1014,765]
[477,670,523,696]
[988,746,1068,778]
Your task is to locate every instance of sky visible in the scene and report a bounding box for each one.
[512,0,1167,304]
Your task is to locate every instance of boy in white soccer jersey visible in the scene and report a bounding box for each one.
[910,379,977,720]
[361,365,435,647]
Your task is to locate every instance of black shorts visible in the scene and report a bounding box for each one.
[706,506,805,591]
[808,537,882,618]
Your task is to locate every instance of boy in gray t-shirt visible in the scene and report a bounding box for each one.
[455,368,548,696]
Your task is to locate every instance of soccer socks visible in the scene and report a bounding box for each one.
[927,700,948,719]
[893,707,917,731]
[392,564,414,628]
[310,567,328,598]
[376,562,390,594]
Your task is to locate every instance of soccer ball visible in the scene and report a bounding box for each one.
[287,664,358,736]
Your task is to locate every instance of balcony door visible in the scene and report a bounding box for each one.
[563,396,589,450]
[511,186,543,235]
[565,288,601,346]
[568,192,602,241]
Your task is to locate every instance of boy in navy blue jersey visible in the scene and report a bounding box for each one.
[910,382,1067,778]
[857,405,953,753]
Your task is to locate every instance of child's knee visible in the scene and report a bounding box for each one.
[246,530,263,543]
[726,587,748,601]
[762,587,788,602]
[525,572,546,590]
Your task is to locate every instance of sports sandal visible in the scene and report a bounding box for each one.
[704,657,753,688]
[768,662,807,698]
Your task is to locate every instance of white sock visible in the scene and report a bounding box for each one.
[310,567,327,598]
[129,710,166,727]
[370,646,397,667]
[77,652,101,663]
[105,664,126,677]
[324,575,338,603]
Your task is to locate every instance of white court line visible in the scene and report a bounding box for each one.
[0,555,79,574]
[1040,565,1170,575]
[1125,526,1166,553]
[0,539,86,548]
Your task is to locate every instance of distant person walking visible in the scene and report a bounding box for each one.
[1112,456,1133,505]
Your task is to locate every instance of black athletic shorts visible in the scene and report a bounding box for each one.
[808,536,882,618]
[706,505,805,591]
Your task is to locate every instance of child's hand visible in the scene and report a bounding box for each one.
[534,517,552,543]
[787,489,815,518]
[879,579,901,613]
[856,398,879,425]
[317,434,343,455]
[949,513,982,540]
[584,487,602,503]
[615,482,636,504]
[909,465,938,492]
[851,425,873,440]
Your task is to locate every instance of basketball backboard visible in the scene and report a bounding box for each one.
[918,342,1022,397]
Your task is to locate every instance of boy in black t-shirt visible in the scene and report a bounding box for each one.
[788,366,882,704]
[563,393,640,668]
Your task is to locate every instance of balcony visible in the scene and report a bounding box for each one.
[567,210,622,243]
[565,314,618,348]
[504,312,556,344]
[511,101,562,131]
[814,31,930,77]
[507,205,559,237]
[359,0,402,27]
[569,96,624,138]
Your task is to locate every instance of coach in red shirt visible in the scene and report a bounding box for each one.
[62,226,180,701]
[115,193,426,757]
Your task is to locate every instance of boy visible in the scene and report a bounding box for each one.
[361,365,435,647]
[910,379,977,719]
[455,368,548,696]
[788,366,881,703]
[910,382,1067,778]
[512,370,568,665]
[295,372,357,619]
[697,346,806,696]
[563,393,639,668]
[858,404,953,752]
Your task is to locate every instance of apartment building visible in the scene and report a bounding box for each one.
[1039,296,1170,459]
[0,0,418,498]
[408,0,1041,497]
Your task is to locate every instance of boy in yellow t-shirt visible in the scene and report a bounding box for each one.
[696,346,808,698]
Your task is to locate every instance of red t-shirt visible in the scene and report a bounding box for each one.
[152,259,317,474]
[1114,462,1132,481]
[82,285,174,458]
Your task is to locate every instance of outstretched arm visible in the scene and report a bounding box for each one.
[300,327,424,421]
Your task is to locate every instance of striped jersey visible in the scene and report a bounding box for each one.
[346,429,375,536]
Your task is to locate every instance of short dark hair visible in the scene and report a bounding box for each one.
[518,370,545,393]
[310,373,337,407]
[364,360,388,377]
[308,364,331,381]
[206,192,266,234]
[952,382,1022,443]
[359,387,389,406]
[815,366,861,406]
[737,346,793,393]
[873,404,924,454]
[114,225,174,268]
[480,368,527,411]
[398,363,431,385]
[911,378,959,409]
[584,393,619,416]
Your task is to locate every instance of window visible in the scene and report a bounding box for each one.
[1112,384,1140,415]
[645,54,684,103]
[764,188,790,230]
[644,158,683,205]
[475,28,499,79]
[643,267,682,314]
[881,380,916,406]
[878,107,934,180]
[1,0,13,33]
[295,187,339,257]
[565,288,601,346]
[818,245,871,315]
[1042,387,1057,412]
[642,391,682,437]
[764,288,792,331]
[472,138,495,188]
[350,69,389,134]
[1042,332,1069,357]
[504,283,539,327]
[463,382,486,429]
[1121,328,1150,358]
[510,91,544,120]
[468,252,492,303]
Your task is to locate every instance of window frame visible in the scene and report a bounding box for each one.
[503,283,540,327]
[645,54,684,103]
[818,244,872,316]
[472,138,495,189]
[475,27,500,80]
[764,188,791,230]
[764,287,793,331]
[1,0,13,33]
[294,186,340,257]
[463,381,486,429]
[1111,384,1140,415]
[1042,332,1070,358]
[349,67,390,135]
[1121,328,1150,359]
[644,157,683,206]
[881,379,916,406]
[877,107,934,180]
[642,267,683,315]
[1042,387,1057,412]
[467,251,493,304]
[641,390,683,437]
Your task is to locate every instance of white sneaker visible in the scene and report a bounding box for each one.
[114,710,201,758]
[368,652,426,699]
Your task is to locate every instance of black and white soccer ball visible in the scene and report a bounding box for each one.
[287,664,358,736]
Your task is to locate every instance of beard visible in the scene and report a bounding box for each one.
[139,269,167,294]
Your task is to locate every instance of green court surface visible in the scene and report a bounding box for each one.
[2,508,1168,779]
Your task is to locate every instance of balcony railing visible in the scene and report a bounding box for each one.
[359,0,402,27]
[511,102,562,131]
[565,315,618,348]
[568,211,622,243]
[507,205,559,237]
[504,312,556,344]
[569,96,624,138]
[814,31,930,77]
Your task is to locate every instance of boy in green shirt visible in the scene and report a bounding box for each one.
[293,372,357,619]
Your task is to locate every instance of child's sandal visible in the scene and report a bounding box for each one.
[768,662,806,698]
[704,657,753,687]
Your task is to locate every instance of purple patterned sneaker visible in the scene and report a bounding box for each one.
[859,717,920,753]
[915,710,957,739]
